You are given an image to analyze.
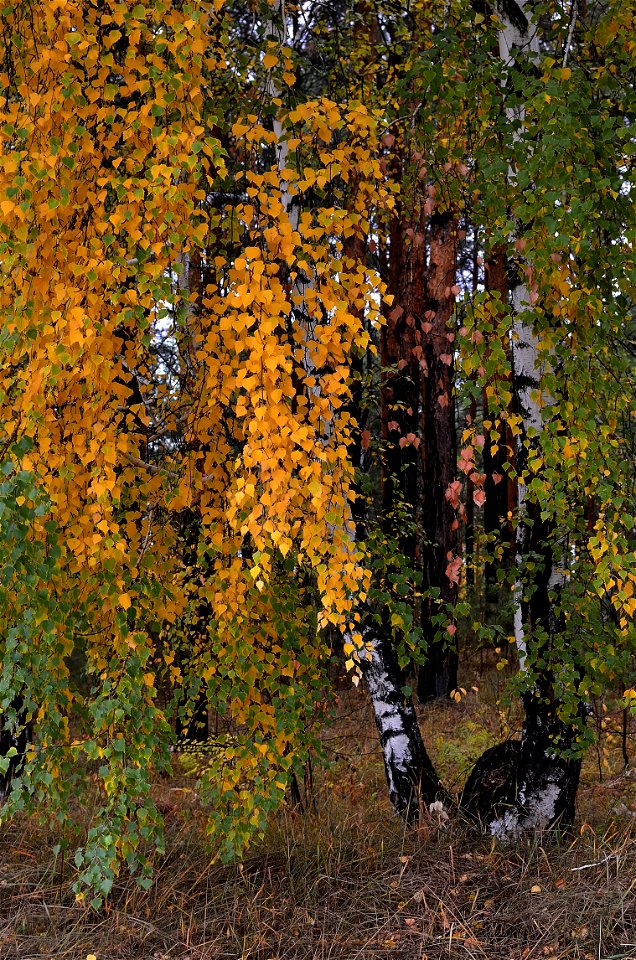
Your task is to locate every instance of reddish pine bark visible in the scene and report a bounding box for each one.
[417,211,459,702]
[380,167,421,567]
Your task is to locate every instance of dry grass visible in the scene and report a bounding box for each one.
[1,688,636,960]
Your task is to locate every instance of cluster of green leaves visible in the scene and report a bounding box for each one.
[0,440,173,905]
[459,0,636,734]
[0,443,64,794]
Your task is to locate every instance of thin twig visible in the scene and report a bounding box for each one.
[571,853,617,872]
[562,0,578,68]
[122,452,179,478]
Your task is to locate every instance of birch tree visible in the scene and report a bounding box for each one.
[268,0,450,819]
[489,0,583,834]
[461,0,636,831]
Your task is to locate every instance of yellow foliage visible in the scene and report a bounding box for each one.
[0,0,389,854]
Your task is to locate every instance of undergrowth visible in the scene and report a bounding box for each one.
[1,687,635,959]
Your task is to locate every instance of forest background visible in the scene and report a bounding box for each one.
[0,0,635,954]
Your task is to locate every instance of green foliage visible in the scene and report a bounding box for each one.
[0,442,69,807]
[433,718,499,785]
[0,440,172,905]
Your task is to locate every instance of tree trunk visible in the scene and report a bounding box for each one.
[343,231,369,545]
[470,504,582,835]
[360,616,451,819]
[380,158,421,568]
[462,507,583,831]
[483,247,515,624]
[462,0,584,834]
[174,506,210,744]
[417,211,459,702]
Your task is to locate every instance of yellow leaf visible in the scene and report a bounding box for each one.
[119,594,131,610]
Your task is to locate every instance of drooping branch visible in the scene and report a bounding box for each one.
[0,698,31,801]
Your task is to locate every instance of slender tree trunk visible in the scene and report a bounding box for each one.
[380,157,421,567]
[360,616,451,818]
[483,247,515,622]
[417,211,459,702]
[463,0,584,834]
[174,506,209,743]
[343,231,369,545]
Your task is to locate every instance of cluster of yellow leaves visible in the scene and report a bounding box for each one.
[0,0,391,843]
[188,97,390,638]
[0,1,222,668]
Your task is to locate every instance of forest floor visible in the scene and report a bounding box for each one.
[1,665,636,960]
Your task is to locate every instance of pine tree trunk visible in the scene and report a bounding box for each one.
[380,157,421,568]
[417,211,459,702]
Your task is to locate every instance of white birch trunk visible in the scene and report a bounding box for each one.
[498,2,547,664]
[359,622,451,818]
[266,2,448,819]
[499,7,568,660]
[267,3,332,440]
[483,0,580,838]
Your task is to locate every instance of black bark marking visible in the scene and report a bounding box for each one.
[461,739,521,823]
[496,0,530,33]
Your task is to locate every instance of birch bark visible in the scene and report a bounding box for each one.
[266,2,449,820]
[471,0,583,836]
